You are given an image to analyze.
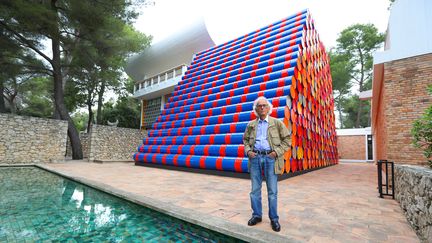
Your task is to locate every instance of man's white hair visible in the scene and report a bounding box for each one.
[252,96,273,116]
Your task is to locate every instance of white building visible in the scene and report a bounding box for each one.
[125,17,215,129]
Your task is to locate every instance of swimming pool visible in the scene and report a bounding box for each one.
[0,167,244,242]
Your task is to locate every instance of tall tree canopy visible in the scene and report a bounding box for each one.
[333,24,385,128]
[0,0,150,159]
[68,23,149,132]
[19,77,54,118]
[329,50,351,128]
[0,27,47,113]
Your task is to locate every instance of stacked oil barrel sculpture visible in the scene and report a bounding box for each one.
[134,9,338,174]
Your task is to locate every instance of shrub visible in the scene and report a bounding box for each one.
[411,85,432,168]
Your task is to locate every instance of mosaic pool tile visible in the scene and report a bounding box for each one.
[0,167,244,242]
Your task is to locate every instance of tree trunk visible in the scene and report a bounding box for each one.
[96,81,105,124]
[53,106,61,119]
[52,57,83,159]
[7,98,16,114]
[87,102,93,133]
[52,58,83,159]
[51,0,82,159]
[5,90,18,114]
[355,100,363,128]
[0,80,7,113]
[337,100,344,129]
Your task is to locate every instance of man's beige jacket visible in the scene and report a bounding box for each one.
[243,116,291,175]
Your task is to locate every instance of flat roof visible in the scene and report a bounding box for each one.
[125,16,215,82]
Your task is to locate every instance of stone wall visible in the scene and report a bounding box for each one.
[66,132,90,158]
[337,135,366,160]
[395,164,432,242]
[0,114,68,164]
[80,133,90,158]
[89,125,146,161]
[381,53,432,165]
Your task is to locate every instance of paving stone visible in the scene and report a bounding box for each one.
[41,162,420,242]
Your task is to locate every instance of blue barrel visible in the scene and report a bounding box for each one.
[162,77,293,117]
[191,23,305,67]
[179,40,301,93]
[134,9,324,175]
[181,38,301,86]
[192,10,308,63]
[151,107,285,135]
[189,12,307,70]
[188,31,303,78]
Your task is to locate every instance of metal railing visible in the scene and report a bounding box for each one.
[134,64,186,92]
[377,160,395,199]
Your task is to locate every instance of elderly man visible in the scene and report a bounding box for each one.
[243,96,291,232]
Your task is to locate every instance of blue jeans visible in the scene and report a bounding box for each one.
[249,154,279,221]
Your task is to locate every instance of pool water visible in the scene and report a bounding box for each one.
[0,167,244,242]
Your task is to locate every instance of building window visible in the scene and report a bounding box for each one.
[175,67,183,77]
[167,70,174,79]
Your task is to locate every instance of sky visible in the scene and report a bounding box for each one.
[134,0,391,49]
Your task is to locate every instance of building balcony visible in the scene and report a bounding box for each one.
[133,64,187,100]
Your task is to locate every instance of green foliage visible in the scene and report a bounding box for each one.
[332,24,385,128]
[329,50,352,128]
[123,78,137,96]
[336,24,385,92]
[1,0,150,158]
[68,23,150,104]
[64,2,150,124]
[71,112,89,132]
[341,96,371,128]
[1,0,151,158]
[362,77,373,91]
[18,77,53,118]
[411,86,432,168]
[0,27,48,114]
[64,81,87,113]
[101,97,141,129]
[329,50,351,92]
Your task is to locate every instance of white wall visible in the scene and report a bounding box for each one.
[374,0,432,64]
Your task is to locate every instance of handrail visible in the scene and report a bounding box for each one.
[134,64,187,92]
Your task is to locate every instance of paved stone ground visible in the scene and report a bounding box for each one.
[40,162,419,243]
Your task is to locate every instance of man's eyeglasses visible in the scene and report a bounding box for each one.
[256,104,268,108]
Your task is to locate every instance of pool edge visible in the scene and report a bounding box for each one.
[36,164,297,243]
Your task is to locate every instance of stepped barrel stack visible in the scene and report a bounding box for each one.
[134,9,338,174]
